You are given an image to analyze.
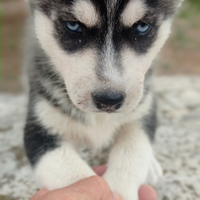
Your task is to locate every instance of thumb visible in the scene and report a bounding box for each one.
[43,176,120,200]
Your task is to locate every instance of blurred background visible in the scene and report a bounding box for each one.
[1,0,200,93]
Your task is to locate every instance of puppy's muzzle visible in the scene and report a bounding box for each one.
[93,92,124,113]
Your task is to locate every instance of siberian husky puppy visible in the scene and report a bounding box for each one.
[24,0,183,199]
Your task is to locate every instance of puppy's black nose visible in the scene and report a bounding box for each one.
[93,92,124,112]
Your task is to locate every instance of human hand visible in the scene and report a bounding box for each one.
[30,166,156,200]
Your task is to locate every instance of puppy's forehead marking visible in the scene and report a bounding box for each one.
[106,0,119,18]
[121,0,147,26]
[72,0,99,27]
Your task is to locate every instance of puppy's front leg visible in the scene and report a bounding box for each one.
[103,122,155,200]
[25,128,95,190]
[33,142,95,190]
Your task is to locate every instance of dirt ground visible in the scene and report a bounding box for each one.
[1,0,200,93]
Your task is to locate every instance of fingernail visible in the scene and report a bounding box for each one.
[113,193,121,200]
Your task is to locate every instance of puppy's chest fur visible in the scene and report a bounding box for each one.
[77,143,112,166]
[35,98,127,165]
[36,98,128,148]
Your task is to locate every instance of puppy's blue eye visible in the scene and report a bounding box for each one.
[136,23,150,34]
[66,22,81,32]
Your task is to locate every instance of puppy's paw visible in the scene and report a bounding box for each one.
[146,156,163,185]
[103,175,139,200]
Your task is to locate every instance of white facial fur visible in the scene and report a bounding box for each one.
[121,18,172,109]
[34,10,98,111]
[121,0,147,26]
[72,0,99,27]
[34,0,172,113]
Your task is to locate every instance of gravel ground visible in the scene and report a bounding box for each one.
[0,76,200,200]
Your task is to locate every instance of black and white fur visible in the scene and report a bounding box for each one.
[24,0,183,199]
